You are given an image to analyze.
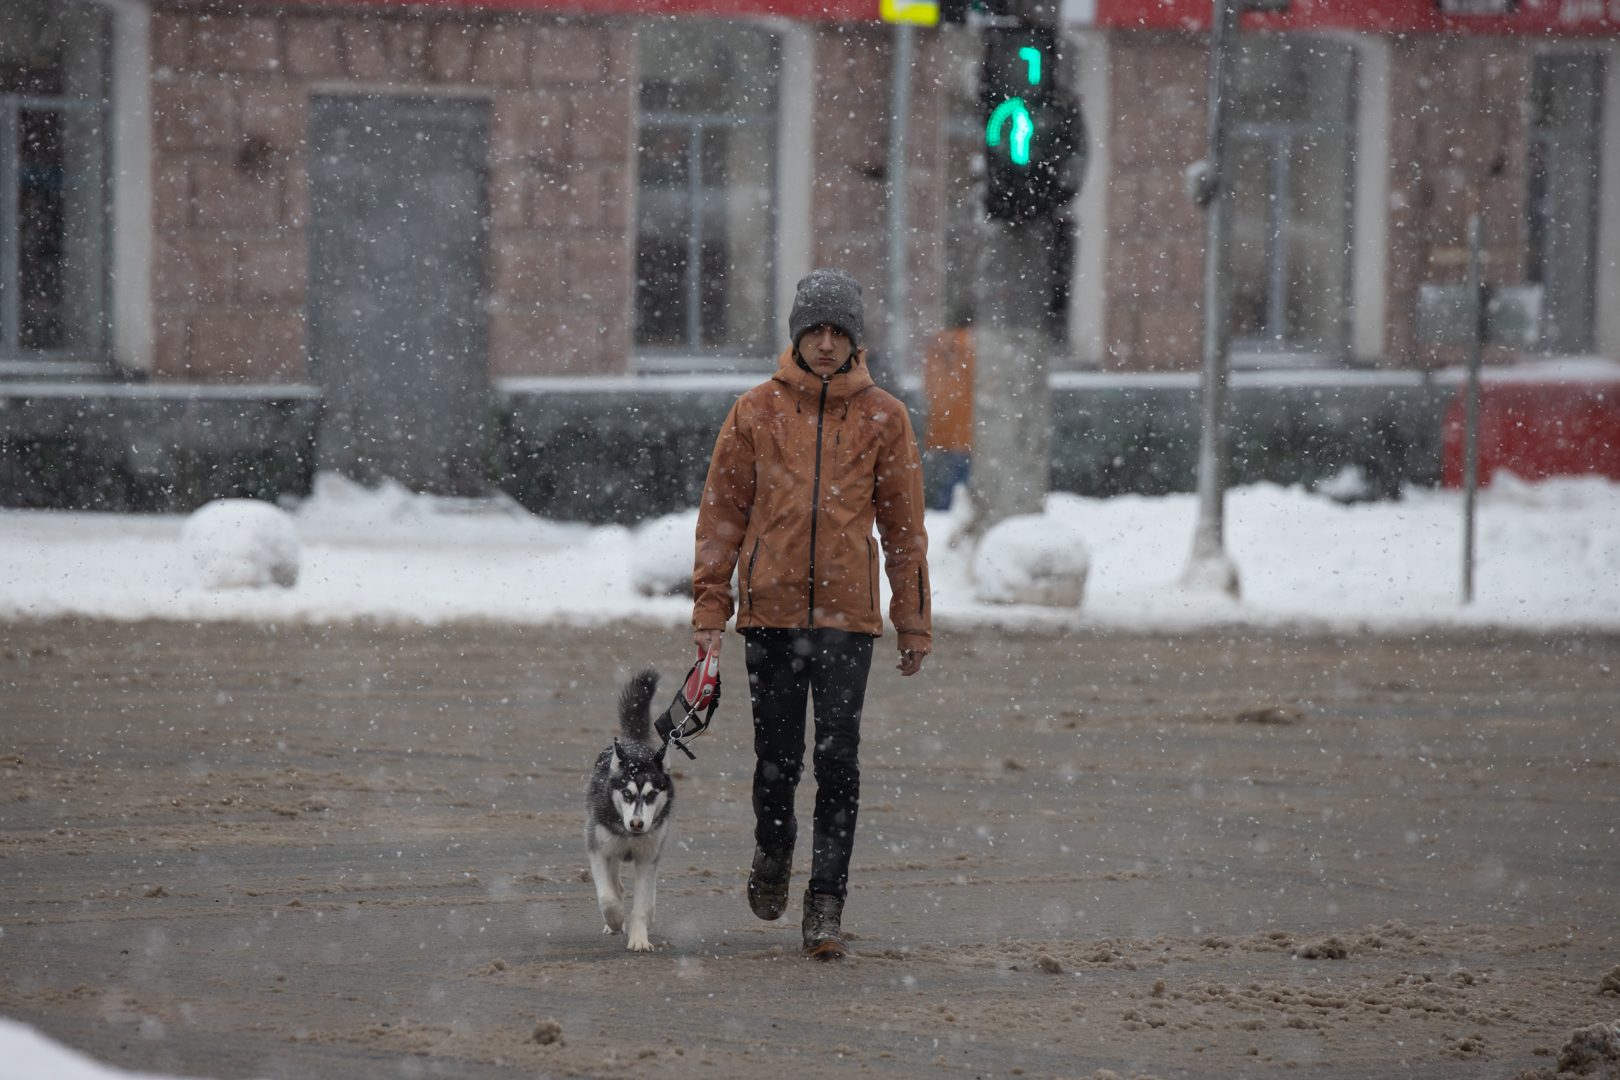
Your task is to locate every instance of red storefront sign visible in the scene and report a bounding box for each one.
[1086,0,1620,35]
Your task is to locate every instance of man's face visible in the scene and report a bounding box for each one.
[798,325,854,378]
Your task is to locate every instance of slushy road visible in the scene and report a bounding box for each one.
[2,620,1616,1079]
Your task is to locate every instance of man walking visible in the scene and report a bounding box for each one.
[692,269,932,959]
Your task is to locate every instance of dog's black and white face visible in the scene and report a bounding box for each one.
[608,741,672,836]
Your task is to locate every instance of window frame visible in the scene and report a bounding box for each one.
[632,21,781,374]
[1526,50,1605,355]
[1227,37,1359,366]
[0,0,114,369]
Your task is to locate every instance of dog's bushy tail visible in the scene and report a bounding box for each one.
[617,668,661,745]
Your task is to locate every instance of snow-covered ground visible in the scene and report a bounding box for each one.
[0,1017,213,1080]
[930,474,1620,631]
[1,471,1616,632]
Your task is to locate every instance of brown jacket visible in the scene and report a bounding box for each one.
[693,348,932,653]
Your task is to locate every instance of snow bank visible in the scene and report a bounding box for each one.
[0,473,676,626]
[179,499,299,589]
[1070,478,1619,630]
[926,477,1620,632]
[0,1016,219,1080]
[2,475,1617,632]
[291,472,583,549]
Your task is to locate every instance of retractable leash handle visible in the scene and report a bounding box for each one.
[655,644,722,761]
[682,643,721,715]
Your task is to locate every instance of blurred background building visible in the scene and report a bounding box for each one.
[0,0,1616,512]
[1058,0,1620,373]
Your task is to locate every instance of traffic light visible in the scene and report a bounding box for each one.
[979,25,1085,222]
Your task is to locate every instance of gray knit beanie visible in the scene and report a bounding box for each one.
[789,269,863,351]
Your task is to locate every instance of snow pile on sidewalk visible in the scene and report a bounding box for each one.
[0,1016,221,1080]
[970,504,1090,606]
[1,472,1617,631]
[179,499,300,589]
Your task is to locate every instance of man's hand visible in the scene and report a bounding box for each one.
[693,629,724,660]
[897,650,925,677]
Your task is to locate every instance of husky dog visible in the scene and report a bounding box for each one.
[585,669,673,952]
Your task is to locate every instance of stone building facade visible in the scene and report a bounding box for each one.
[25,0,946,385]
[3,0,1615,390]
[150,7,640,381]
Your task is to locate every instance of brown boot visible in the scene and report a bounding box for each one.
[747,843,792,921]
[801,889,848,959]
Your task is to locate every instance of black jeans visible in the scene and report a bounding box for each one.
[744,627,874,900]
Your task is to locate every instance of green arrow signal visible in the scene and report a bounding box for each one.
[1018,46,1041,85]
[986,97,1034,166]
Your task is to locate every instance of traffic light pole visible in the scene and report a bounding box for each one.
[965,8,1084,539]
[970,216,1055,533]
[1181,0,1282,596]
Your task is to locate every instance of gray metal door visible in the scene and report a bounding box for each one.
[308,95,490,495]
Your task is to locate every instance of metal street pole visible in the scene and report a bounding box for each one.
[1461,210,1484,604]
[1180,0,1247,596]
[886,23,915,382]
[1415,186,1532,603]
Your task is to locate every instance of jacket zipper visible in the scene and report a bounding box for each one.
[806,377,830,628]
[865,535,876,612]
[917,566,925,614]
[745,538,760,614]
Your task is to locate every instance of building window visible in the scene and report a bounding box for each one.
[635,21,777,364]
[0,0,110,361]
[1528,53,1603,354]
[1228,36,1356,362]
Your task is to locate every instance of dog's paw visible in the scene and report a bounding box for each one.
[626,931,655,952]
[600,905,624,933]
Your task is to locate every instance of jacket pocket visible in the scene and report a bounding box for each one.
[745,538,761,613]
[865,535,876,612]
[917,565,926,614]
